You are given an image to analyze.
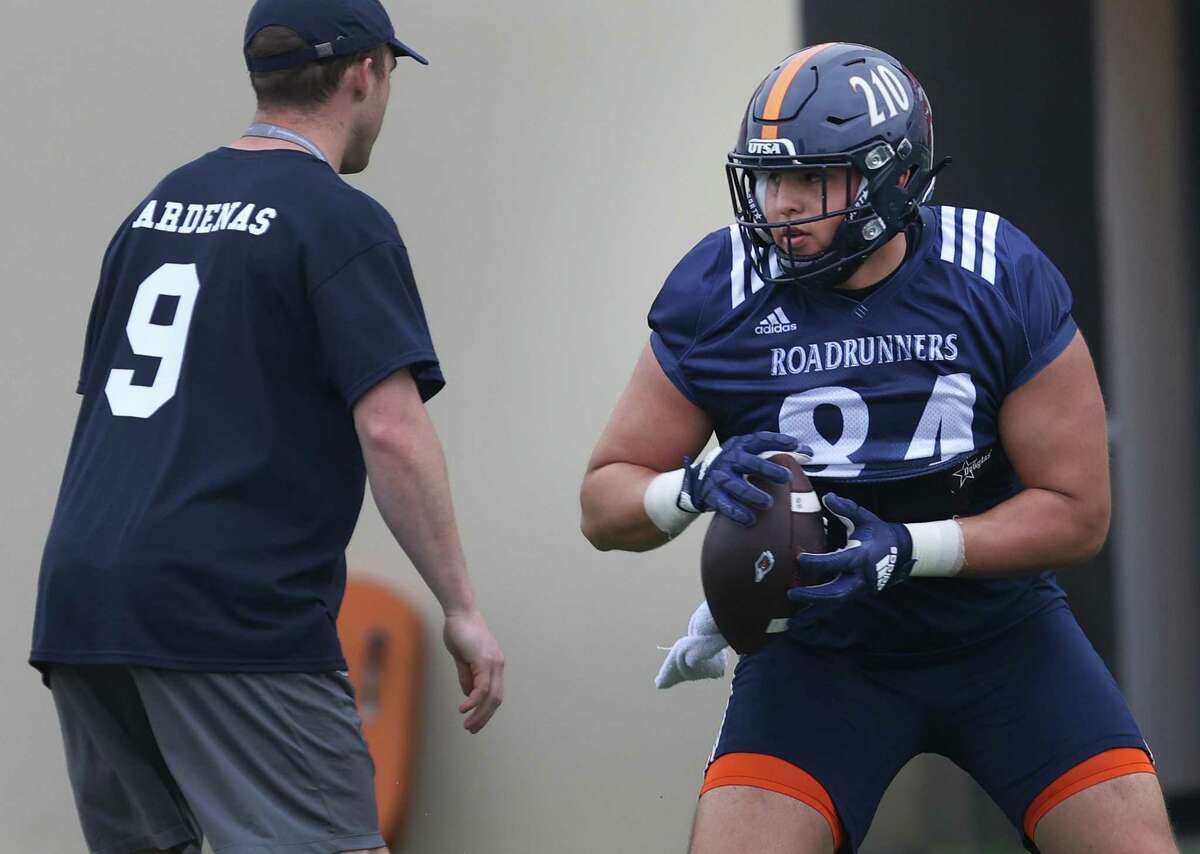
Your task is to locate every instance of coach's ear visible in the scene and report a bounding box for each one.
[344,54,377,102]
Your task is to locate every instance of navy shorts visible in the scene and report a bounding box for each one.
[706,603,1150,852]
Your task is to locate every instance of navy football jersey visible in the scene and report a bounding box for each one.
[650,206,1076,656]
[32,148,442,673]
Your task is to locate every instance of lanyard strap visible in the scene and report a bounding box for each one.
[242,122,329,164]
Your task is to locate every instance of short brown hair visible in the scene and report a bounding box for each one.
[248,26,390,111]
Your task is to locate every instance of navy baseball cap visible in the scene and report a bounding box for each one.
[244,0,428,72]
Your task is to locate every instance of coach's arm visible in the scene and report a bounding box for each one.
[354,370,504,733]
[959,332,1111,575]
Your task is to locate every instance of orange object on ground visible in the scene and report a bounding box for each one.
[337,577,424,848]
[701,752,845,851]
[1023,747,1156,839]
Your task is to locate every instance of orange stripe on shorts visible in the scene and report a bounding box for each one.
[1023,747,1156,839]
[701,752,844,851]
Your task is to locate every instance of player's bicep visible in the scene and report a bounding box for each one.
[586,342,714,475]
[999,331,1110,515]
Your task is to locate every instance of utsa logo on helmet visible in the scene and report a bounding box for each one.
[726,42,949,290]
[747,138,796,156]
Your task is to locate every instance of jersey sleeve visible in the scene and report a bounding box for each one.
[647,229,731,406]
[309,240,444,406]
[997,221,1079,390]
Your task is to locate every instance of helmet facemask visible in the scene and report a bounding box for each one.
[727,138,935,290]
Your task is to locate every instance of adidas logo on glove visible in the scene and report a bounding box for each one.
[875,547,898,591]
[754,307,797,335]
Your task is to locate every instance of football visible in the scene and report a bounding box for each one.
[700,453,828,654]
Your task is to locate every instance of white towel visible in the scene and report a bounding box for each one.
[654,600,730,689]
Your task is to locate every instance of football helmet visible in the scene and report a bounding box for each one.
[726,42,947,289]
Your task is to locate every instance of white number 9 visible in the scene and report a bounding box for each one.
[104,263,201,419]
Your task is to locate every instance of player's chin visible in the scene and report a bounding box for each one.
[773,241,825,260]
[772,234,827,258]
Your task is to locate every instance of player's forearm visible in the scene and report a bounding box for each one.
[957,486,1110,576]
[580,462,672,552]
[361,418,477,615]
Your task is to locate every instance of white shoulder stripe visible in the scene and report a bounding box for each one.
[728,225,746,308]
[939,206,956,262]
[768,249,784,280]
[938,206,1002,285]
[980,212,1000,284]
[750,259,765,296]
[960,208,978,273]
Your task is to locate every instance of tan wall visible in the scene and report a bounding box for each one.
[0,2,797,851]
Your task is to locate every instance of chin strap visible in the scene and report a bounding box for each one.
[772,240,870,291]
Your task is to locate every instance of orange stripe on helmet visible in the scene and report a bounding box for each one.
[759,42,836,139]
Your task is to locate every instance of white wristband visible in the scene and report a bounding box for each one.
[905,519,965,577]
[643,468,699,537]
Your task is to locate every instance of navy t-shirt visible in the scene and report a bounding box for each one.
[650,206,1076,657]
[31,148,442,673]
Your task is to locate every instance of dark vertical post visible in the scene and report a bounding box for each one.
[800,1,1114,664]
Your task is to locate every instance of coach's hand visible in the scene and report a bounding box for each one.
[443,609,504,733]
[679,432,808,527]
[789,494,915,603]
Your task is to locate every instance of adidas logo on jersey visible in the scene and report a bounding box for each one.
[755,308,797,335]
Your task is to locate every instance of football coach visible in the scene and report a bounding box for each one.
[30,2,504,852]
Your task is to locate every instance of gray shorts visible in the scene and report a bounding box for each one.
[49,665,386,854]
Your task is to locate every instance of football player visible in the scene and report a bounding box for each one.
[581,43,1178,854]
[30,2,503,853]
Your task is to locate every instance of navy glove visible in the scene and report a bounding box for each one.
[679,432,807,527]
[788,494,915,603]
